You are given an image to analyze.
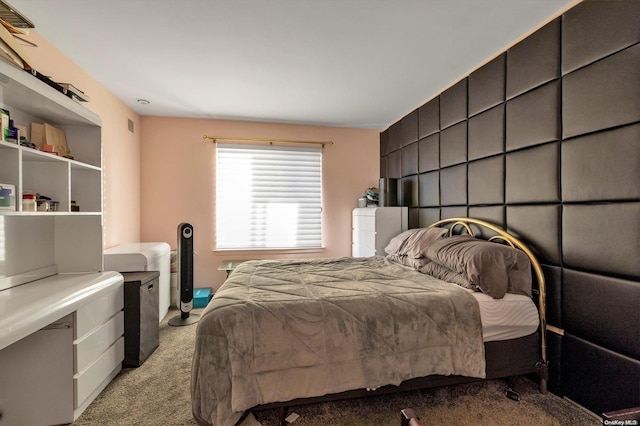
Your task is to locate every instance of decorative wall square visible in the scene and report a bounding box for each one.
[469,53,505,116]
[468,156,505,206]
[440,121,467,167]
[562,0,640,74]
[506,143,560,204]
[562,124,640,202]
[418,97,440,138]
[506,18,560,99]
[418,133,439,173]
[562,44,640,139]
[440,78,468,129]
[468,104,505,160]
[506,81,560,151]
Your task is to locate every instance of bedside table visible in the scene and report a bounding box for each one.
[217,260,247,278]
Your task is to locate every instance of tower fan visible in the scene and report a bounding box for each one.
[169,223,200,326]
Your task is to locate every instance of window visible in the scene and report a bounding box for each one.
[215,143,322,250]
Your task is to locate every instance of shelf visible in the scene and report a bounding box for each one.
[0,61,101,127]
[20,145,101,172]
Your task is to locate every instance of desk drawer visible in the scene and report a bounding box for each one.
[74,311,124,373]
[75,286,124,338]
[74,336,124,408]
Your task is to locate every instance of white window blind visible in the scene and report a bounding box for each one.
[216,143,322,250]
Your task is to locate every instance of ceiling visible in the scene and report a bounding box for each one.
[10,0,576,130]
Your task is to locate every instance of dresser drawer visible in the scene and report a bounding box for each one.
[75,286,124,339]
[352,243,376,258]
[74,336,124,408]
[74,311,124,373]
[352,215,376,231]
[352,229,376,248]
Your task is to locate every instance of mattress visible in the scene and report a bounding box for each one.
[471,290,540,342]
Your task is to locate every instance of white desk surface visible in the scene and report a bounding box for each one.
[0,271,123,350]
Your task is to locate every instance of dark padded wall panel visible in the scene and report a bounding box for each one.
[441,206,467,220]
[402,175,419,207]
[440,122,467,167]
[563,269,640,360]
[440,78,467,129]
[505,143,560,204]
[401,110,418,147]
[506,81,560,151]
[506,18,560,99]
[468,53,505,117]
[388,122,402,152]
[562,44,640,139]
[563,334,640,415]
[379,156,387,178]
[562,0,640,74]
[401,141,418,176]
[408,208,420,230]
[387,150,401,179]
[506,205,561,265]
[543,266,562,328]
[418,172,439,207]
[468,206,505,228]
[468,156,504,206]
[562,124,640,202]
[562,203,640,278]
[418,97,440,138]
[468,104,504,161]
[379,2,639,414]
[440,164,467,206]
[418,208,440,228]
[380,130,389,156]
[546,332,562,395]
[418,134,439,173]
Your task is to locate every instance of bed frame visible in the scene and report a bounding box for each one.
[251,218,549,419]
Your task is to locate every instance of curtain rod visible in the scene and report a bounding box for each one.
[202,135,333,148]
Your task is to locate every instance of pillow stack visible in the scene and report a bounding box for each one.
[384,227,448,269]
[385,227,533,299]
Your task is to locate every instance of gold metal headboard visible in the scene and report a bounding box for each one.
[449,221,475,237]
[428,217,548,393]
[488,235,515,248]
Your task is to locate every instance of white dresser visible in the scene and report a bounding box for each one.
[352,207,408,257]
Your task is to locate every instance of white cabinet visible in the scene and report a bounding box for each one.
[0,315,74,426]
[0,59,123,424]
[352,207,408,257]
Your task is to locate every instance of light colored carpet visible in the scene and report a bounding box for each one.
[72,308,600,426]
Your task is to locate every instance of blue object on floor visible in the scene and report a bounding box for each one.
[194,287,213,308]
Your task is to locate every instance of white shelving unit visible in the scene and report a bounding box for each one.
[0,60,124,425]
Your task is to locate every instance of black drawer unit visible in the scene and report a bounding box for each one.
[122,271,160,367]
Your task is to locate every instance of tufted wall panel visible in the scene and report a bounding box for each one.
[468,104,504,160]
[379,0,639,413]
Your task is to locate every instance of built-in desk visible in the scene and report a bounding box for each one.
[0,271,124,425]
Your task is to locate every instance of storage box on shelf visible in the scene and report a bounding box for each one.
[0,59,123,425]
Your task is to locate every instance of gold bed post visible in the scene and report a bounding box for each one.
[428,217,549,394]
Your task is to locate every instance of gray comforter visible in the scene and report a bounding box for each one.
[192,257,485,426]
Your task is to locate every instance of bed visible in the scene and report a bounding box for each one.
[191,218,548,426]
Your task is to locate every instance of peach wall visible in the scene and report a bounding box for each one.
[20,31,142,248]
[140,117,380,290]
[20,30,381,289]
